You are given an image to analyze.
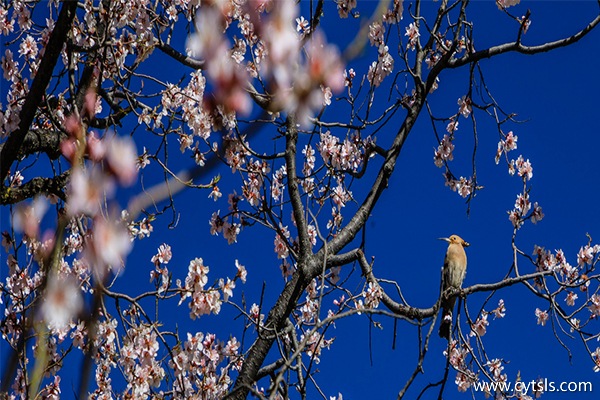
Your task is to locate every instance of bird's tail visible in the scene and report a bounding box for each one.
[439,315,451,338]
[438,297,457,339]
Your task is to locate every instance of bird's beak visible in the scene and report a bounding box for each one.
[438,237,450,243]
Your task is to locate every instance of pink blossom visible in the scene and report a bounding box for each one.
[367,45,394,87]
[296,16,310,36]
[0,6,14,35]
[84,89,98,118]
[514,192,531,214]
[235,259,247,283]
[446,119,459,133]
[405,23,420,50]
[274,225,290,259]
[280,259,294,280]
[223,221,241,244]
[530,202,544,224]
[151,243,172,266]
[337,0,357,18]
[434,134,454,167]
[589,295,600,316]
[208,186,222,201]
[186,7,226,61]
[592,348,600,372]
[535,308,549,326]
[179,133,193,153]
[344,68,356,88]
[455,176,472,198]
[514,155,533,181]
[493,299,506,318]
[577,245,595,266]
[364,282,383,309]
[470,313,489,337]
[369,21,385,47]
[565,292,578,307]
[9,170,23,187]
[504,131,518,151]
[508,210,522,229]
[2,49,18,81]
[18,35,38,60]
[220,278,235,301]
[486,358,505,380]
[458,96,472,118]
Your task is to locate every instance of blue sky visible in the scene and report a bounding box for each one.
[2,1,600,399]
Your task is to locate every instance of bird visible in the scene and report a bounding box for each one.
[438,234,469,339]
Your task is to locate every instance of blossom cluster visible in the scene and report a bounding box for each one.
[434,96,475,198]
[177,257,246,320]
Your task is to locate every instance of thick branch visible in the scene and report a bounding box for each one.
[228,263,313,400]
[0,129,66,161]
[0,1,78,180]
[316,99,423,261]
[1,172,69,205]
[285,115,311,259]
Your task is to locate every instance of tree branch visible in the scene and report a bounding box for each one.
[0,172,69,205]
[448,13,600,69]
[285,114,311,259]
[0,1,78,181]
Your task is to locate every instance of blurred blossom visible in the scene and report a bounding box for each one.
[41,273,82,334]
[305,32,345,92]
[86,132,106,162]
[67,166,115,217]
[187,7,226,61]
[85,216,133,278]
[266,0,300,69]
[497,0,521,9]
[13,197,48,238]
[104,134,138,186]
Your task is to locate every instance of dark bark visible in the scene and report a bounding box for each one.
[0,1,79,180]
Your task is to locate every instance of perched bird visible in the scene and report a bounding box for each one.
[438,234,469,338]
